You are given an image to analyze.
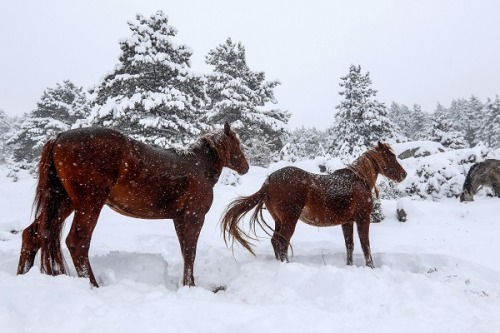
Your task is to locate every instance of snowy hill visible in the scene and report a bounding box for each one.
[1,163,500,332]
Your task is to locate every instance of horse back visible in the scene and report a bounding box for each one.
[476,159,500,186]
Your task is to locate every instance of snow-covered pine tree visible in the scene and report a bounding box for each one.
[328,65,404,160]
[464,95,485,146]
[480,95,500,148]
[426,102,466,149]
[388,102,413,139]
[388,102,430,141]
[0,109,15,164]
[87,11,208,148]
[205,38,290,166]
[448,98,472,147]
[411,104,430,140]
[278,126,328,162]
[8,80,90,172]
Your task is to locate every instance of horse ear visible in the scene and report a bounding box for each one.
[224,121,231,135]
[377,141,384,149]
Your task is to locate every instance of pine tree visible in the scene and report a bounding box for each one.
[278,126,328,162]
[449,98,471,147]
[465,95,485,146]
[388,102,413,139]
[205,38,290,166]
[0,109,14,164]
[8,80,90,171]
[328,65,404,160]
[480,95,500,148]
[411,104,430,140]
[388,102,431,141]
[427,102,466,149]
[87,11,208,148]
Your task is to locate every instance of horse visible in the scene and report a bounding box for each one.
[221,142,406,268]
[17,122,249,287]
[460,159,500,202]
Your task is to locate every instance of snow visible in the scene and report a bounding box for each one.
[1,163,500,332]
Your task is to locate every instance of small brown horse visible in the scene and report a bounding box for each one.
[221,142,406,268]
[460,159,500,202]
[17,122,249,287]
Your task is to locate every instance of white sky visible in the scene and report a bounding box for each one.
[1,0,499,129]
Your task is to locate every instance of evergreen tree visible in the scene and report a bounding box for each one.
[465,95,485,146]
[328,65,403,160]
[448,98,470,146]
[205,38,290,166]
[388,102,410,138]
[278,126,328,162]
[480,95,500,148]
[87,11,208,148]
[427,102,466,149]
[412,104,430,140]
[8,80,90,171]
[389,102,430,141]
[0,109,14,164]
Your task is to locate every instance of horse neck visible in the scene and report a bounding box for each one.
[347,151,380,190]
[463,174,474,194]
[190,140,226,184]
[464,164,481,194]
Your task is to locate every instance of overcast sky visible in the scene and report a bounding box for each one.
[1,0,499,129]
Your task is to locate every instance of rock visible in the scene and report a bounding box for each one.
[397,208,407,222]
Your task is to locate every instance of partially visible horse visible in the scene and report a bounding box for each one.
[221,142,407,268]
[17,122,249,287]
[460,159,500,202]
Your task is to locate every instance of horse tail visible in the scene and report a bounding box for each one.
[221,181,274,256]
[36,137,68,275]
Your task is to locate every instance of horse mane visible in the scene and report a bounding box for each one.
[347,143,394,197]
[185,128,230,162]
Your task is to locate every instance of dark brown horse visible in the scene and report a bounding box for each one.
[460,159,500,202]
[17,122,249,287]
[221,142,406,268]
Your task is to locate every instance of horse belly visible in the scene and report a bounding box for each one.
[106,194,168,219]
[107,183,180,219]
[299,206,347,227]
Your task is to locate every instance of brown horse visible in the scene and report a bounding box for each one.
[460,159,500,202]
[221,142,406,268]
[17,122,249,287]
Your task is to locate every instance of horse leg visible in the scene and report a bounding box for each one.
[65,203,103,287]
[493,185,500,198]
[270,217,299,262]
[173,218,186,253]
[173,215,204,287]
[17,197,73,275]
[17,218,41,275]
[341,222,355,266]
[356,214,375,268]
[271,222,286,261]
[268,204,301,262]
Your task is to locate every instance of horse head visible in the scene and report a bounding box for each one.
[459,190,474,202]
[375,141,407,182]
[222,121,249,175]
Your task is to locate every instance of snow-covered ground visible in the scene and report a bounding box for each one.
[1,164,499,333]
